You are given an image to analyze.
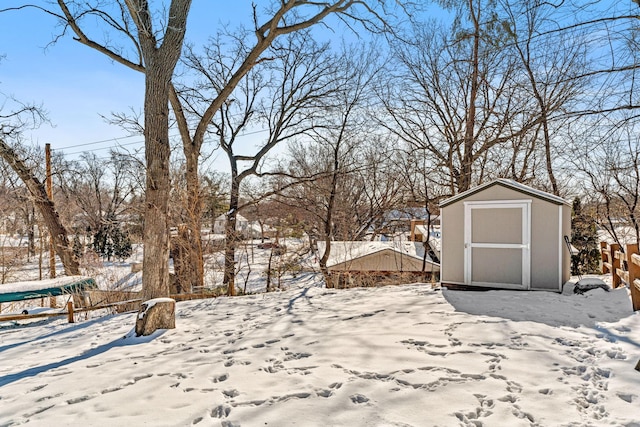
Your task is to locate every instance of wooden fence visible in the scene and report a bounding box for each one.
[0,291,219,324]
[600,242,640,311]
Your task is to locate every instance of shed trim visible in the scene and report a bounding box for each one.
[440,209,446,281]
[468,281,530,290]
[463,200,531,289]
[558,204,563,291]
[439,179,570,208]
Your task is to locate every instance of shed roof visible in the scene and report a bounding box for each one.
[317,241,430,268]
[439,179,570,208]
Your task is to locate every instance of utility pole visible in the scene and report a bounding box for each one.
[45,144,56,280]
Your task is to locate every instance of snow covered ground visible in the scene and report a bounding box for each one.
[0,273,638,426]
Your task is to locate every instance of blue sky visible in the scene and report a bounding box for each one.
[0,1,282,167]
[1,1,445,170]
[2,3,143,157]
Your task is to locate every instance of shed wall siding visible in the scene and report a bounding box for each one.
[441,203,465,283]
[530,196,560,290]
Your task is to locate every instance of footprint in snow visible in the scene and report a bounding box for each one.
[278,392,312,402]
[605,348,626,360]
[222,389,240,398]
[23,404,55,417]
[284,351,312,361]
[350,394,369,404]
[498,394,517,403]
[616,392,636,403]
[133,373,153,382]
[212,373,228,383]
[211,404,231,418]
[67,395,93,405]
[506,380,522,393]
[101,387,122,395]
[316,389,333,398]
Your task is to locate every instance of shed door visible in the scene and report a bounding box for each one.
[464,201,531,289]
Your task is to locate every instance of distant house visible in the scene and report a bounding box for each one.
[317,241,440,288]
[409,220,441,263]
[381,208,432,234]
[212,214,261,238]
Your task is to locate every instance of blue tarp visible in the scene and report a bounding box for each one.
[0,277,97,303]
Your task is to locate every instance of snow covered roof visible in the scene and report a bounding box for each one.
[439,179,570,207]
[214,213,249,223]
[384,208,433,221]
[317,241,430,268]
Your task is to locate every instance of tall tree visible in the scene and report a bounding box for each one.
[169,2,404,294]
[36,0,192,307]
[201,33,336,294]
[275,44,383,282]
[500,0,587,195]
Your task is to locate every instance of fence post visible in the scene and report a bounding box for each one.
[67,301,75,324]
[611,243,621,288]
[600,242,609,273]
[629,251,640,312]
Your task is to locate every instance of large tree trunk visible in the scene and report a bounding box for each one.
[223,175,240,296]
[0,139,80,275]
[170,87,205,294]
[184,148,204,291]
[131,0,192,335]
[141,66,173,302]
[319,151,341,286]
[460,0,481,193]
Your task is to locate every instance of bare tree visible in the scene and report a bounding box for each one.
[274,44,385,282]
[178,31,342,294]
[165,1,405,295]
[500,0,588,195]
[59,152,142,235]
[0,0,190,311]
[0,139,80,275]
[572,122,640,245]
[2,0,406,300]
[381,8,533,194]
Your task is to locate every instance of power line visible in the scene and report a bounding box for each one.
[62,140,145,156]
[51,134,142,150]
[49,128,269,156]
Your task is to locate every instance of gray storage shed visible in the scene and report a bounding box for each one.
[439,179,571,291]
